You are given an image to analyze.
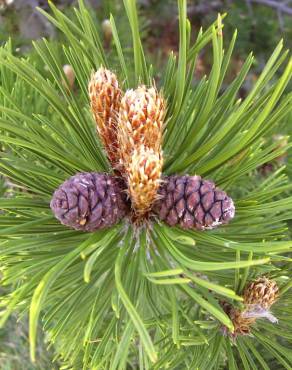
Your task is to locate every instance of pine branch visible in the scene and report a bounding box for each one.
[0,0,291,368]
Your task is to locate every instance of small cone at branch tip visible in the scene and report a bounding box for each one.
[153,175,235,230]
[88,67,122,167]
[243,276,279,309]
[127,146,163,217]
[102,19,113,43]
[50,172,129,232]
[221,277,279,338]
[117,84,166,174]
[62,64,75,90]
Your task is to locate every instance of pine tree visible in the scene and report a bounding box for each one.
[0,1,292,369]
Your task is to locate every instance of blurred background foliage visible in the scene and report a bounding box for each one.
[0,0,291,368]
[1,0,291,94]
[1,1,292,59]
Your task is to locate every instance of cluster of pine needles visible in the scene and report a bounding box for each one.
[0,0,292,369]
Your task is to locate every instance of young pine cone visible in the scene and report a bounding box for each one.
[243,277,279,309]
[153,175,235,230]
[127,146,163,216]
[221,277,279,338]
[88,68,122,167]
[50,173,129,232]
[117,85,165,172]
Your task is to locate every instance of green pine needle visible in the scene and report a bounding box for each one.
[0,0,291,368]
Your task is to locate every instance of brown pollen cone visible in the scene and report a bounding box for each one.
[88,67,122,167]
[117,85,165,174]
[243,277,279,309]
[117,85,166,218]
[127,146,163,218]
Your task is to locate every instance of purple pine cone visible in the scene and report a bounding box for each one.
[153,175,235,230]
[50,172,129,231]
